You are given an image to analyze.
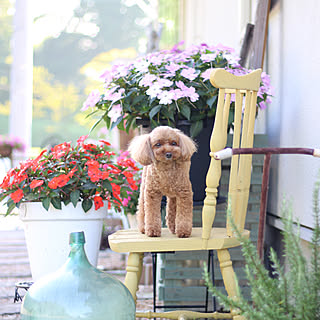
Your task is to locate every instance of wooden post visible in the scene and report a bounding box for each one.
[9,0,33,164]
[249,0,271,69]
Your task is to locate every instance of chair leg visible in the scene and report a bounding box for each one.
[217,249,244,319]
[124,252,144,302]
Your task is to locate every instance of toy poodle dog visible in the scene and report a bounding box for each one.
[129,126,197,238]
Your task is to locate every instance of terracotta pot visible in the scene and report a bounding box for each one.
[0,145,12,158]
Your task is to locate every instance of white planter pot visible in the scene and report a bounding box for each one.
[126,213,138,229]
[19,201,108,281]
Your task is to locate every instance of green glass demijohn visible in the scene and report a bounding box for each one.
[20,231,135,320]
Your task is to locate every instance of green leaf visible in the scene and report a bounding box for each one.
[125,116,136,133]
[63,198,71,207]
[120,186,131,198]
[190,120,203,138]
[89,116,104,134]
[161,105,175,122]
[85,109,99,119]
[110,115,123,130]
[70,190,80,207]
[51,197,62,210]
[102,179,113,193]
[82,199,93,213]
[42,197,51,211]
[180,104,191,120]
[6,202,16,216]
[206,95,217,108]
[132,95,145,105]
[82,181,97,190]
[149,105,162,120]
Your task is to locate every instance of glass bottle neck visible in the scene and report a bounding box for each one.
[65,243,92,269]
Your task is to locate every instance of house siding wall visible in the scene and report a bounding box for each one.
[266,0,320,232]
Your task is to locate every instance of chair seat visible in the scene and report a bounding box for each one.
[108,227,250,253]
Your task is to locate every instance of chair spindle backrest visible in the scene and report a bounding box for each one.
[202,69,262,244]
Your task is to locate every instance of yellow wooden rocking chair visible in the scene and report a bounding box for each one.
[108,68,262,320]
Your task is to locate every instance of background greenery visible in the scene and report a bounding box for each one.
[0,0,180,147]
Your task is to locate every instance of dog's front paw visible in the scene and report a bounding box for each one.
[176,225,192,238]
[145,227,161,237]
[138,225,145,234]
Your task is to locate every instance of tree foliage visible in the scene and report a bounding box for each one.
[33,66,80,122]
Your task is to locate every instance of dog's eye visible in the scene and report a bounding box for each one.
[155,142,161,147]
[171,141,178,146]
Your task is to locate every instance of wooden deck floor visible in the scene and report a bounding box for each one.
[0,226,153,319]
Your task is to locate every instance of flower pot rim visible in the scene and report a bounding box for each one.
[19,201,108,222]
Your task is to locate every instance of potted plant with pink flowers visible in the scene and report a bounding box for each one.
[83,42,272,138]
[83,42,272,204]
[0,135,140,280]
[0,134,25,158]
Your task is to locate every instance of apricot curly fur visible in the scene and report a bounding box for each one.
[128,126,197,238]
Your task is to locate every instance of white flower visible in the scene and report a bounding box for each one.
[108,104,122,123]
[146,84,162,99]
[158,90,175,105]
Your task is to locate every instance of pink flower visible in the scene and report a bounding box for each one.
[139,74,157,87]
[181,67,198,81]
[147,53,164,66]
[146,84,162,99]
[158,90,175,105]
[114,64,130,77]
[175,81,199,102]
[154,78,173,88]
[99,69,114,85]
[108,104,122,123]
[165,62,181,76]
[104,88,125,103]
[201,69,213,81]
[82,89,101,111]
[172,89,184,100]
[134,59,150,72]
[200,53,218,63]
[259,101,267,110]
[122,197,131,207]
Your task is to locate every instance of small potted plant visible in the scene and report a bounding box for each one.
[83,42,272,138]
[0,134,25,158]
[204,179,320,319]
[0,135,139,280]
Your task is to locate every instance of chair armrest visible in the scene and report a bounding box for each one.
[213,148,233,160]
[214,147,320,159]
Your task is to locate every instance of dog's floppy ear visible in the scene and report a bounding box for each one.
[128,134,154,165]
[176,130,197,160]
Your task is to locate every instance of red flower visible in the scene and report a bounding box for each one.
[10,189,24,203]
[88,169,101,182]
[111,183,122,205]
[51,143,71,159]
[85,159,99,168]
[67,167,77,178]
[83,143,97,152]
[99,140,111,146]
[30,180,44,189]
[0,171,12,189]
[32,149,47,165]
[48,175,70,189]
[77,135,89,145]
[94,195,104,210]
[123,171,134,178]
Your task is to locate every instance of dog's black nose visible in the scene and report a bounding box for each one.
[165,152,172,159]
